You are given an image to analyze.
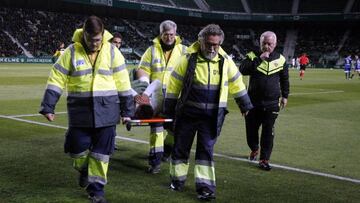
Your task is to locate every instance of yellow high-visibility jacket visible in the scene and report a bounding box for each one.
[40,29,134,127]
[137,36,187,89]
[164,41,253,136]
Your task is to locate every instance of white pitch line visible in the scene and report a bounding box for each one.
[9,112,67,118]
[0,115,148,144]
[213,153,360,184]
[290,90,344,96]
[0,115,68,129]
[116,136,148,144]
[1,114,360,184]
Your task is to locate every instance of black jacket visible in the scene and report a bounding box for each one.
[239,51,289,108]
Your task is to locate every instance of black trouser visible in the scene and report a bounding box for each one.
[245,105,279,161]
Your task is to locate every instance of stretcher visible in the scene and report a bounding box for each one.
[126,118,173,131]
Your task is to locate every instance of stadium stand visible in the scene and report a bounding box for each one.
[0,7,81,57]
[351,0,360,12]
[206,0,245,12]
[172,0,199,9]
[0,0,359,67]
[341,30,360,56]
[140,0,172,7]
[0,31,24,57]
[295,28,342,65]
[298,0,348,13]
[247,0,292,13]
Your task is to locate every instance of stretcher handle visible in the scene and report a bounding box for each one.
[128,118,173,123]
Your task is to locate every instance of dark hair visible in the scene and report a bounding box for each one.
[112,32,122,39]
[135,104,154,119]
[83,16,104,35]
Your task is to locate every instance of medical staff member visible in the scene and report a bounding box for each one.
[136,20,187,173]
[163,24,252,201]
[40,16,133,203]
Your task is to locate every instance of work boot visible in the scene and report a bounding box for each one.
[259,160,272,171]
[197,188,216,201]
[89,195,107,203]
[161,154,170,162]
[169,181,183,191]
[78,170,89,188]
[147,165,161,174]
[249,150,259,161]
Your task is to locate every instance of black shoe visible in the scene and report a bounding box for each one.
[147,165,161,174]
[161,155,170,162]
[197,189,216,201]
[169,182,182,191]
[79,170,89,188]
[249,150,259,161]
[89,195,107,203]
[259,160,272,171]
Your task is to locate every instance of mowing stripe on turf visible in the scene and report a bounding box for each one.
[290,90,344,96]
[1,114,359,184]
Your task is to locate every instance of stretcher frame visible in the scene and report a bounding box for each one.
[126,118,173,131]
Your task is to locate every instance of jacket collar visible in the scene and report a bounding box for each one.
[153,36,182,46]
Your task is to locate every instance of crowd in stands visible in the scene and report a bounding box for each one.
[0,7,359,67]
[0,31,23,57]
[0,8,82,57]
[295,29,344,66]
[341,31,360,57]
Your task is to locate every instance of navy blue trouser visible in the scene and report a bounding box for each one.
[171,114,218,193]
[245,106,279,161]
[64,126,116,197]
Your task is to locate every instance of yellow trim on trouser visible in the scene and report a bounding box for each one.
[73,154,89,171]
[170,161,190,179]
[88,156,109,183]
[164,130,174,146]
[194,164,216,182]
[150,131,164,152]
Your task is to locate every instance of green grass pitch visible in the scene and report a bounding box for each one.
[0,63,359,202]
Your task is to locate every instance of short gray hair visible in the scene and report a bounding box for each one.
[198,24,225,44]
[159,20,177,34]
[260,31,277,43]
